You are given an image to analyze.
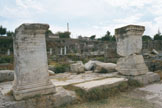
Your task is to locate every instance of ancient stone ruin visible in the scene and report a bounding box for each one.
[115,25,160,84]
[13,23,55,100]
[0,24,161,108]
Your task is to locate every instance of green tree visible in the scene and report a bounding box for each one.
[7,31,14,37]
[154,32,162,40]
[45,30,53,37]
[101,31,112,41]
[90,35,96,40]
[142,35,152,41]
[56,31,71,38]
[0,26,7,36]
[111,35,116,41]
[99,31,116,41]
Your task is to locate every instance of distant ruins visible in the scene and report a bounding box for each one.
[0,23,161,108]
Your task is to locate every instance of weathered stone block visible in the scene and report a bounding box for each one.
[94,62,117,73]
[0,70,14,82]
[116,54,148,76]
[70,61,85,73]
[115,25,145,56]
[13,23,55,100]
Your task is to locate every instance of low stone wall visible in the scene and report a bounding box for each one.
[1,36,162,57]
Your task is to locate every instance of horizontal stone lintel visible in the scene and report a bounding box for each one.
[15,23,49,34]
[115,25,145,36]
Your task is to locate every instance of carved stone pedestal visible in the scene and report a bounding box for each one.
[13,23,55,100]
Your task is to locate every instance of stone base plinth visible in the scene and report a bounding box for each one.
[0,85,76,108]
[13,83,56,100]
[116,54,148,76]
[127,72,160,85]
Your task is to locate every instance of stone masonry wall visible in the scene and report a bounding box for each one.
[0,36,162,63]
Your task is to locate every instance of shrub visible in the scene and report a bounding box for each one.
[0,55,13,63]
[95,57,104,62]
[128,79,143,88]
[55,64,70,73]
[99,68,108,73]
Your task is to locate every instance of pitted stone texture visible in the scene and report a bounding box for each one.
[116,54,148,76]
[115,25,145,56]
[116,36,142,56]
[13,23,55,100]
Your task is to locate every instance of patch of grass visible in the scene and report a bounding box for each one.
[64,81,128,102]
[99,68,108,73]
[94,57,105,62]
[0,63,14,70]
[62,92,155,108]
[48,60,57,66]
[0,55,13,63]
[54,63,70,73]
[128,79,143,88]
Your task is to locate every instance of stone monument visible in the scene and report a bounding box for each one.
[115,25,160,84]
[13,23,56,100]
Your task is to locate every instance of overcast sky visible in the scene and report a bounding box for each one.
[0,0,162,38]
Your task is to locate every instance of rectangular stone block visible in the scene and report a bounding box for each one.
[116,54,148,76]
[115,25,145,56]
[13,23,55,100]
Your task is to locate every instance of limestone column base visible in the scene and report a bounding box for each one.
[13,82,56,100]
[116,54,148,76]
[126,72,160,85]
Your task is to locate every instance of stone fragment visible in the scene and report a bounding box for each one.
[94,62,117,73]
[13,23,55,100]
[70,61,85,73]
[116,54,148,76]
[84,60,100,71]
[54,87,77,107]
[48,70,55,76]
[115,25,145,56]
[151,49,159,55]
[0,70,14,82]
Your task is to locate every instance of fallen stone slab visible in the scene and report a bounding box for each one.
[0,70,14,82]
[84,60,101,71]
[51,72,118,87]
[73,78,127,91]
[94,62,117,73]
